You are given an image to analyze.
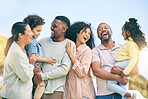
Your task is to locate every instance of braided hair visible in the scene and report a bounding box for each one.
[124,18,147,50]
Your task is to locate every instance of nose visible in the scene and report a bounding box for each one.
[31,31,33,37]
[51,26,53,30]
[102,28,106,31]
[38,32,40,35]
[86,32,90,37]
[122,32,124,36]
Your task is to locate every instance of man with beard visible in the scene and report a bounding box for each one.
[33,16,75,99]
[91,23,128,99]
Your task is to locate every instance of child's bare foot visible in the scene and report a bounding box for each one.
[124,92,131,97]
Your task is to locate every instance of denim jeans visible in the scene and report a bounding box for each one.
[107,60,130,98]
[96,93,122,99]
[2,97,7,99]
[81,97,88,99]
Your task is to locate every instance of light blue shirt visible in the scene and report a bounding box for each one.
[25,37,43,66]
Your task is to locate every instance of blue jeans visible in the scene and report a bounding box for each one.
[107,60,130,98]
[81,97,88,99]
[96,93,122,99]
[2,97,7,99]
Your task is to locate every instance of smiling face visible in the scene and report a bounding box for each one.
[122,25,131,40]
[22,24,33,45]
[50,19,67,41]
[32,25,42,39]
[97,23,112,42]
[76,27,91,44]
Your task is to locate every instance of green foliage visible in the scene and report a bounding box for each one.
[0,35,8,67]
[0,85,1,99]
[129,74,148,98]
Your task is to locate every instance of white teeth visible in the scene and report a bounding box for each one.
[102,32,107,36]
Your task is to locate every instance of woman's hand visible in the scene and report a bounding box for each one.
[66,42,75,57]
[66,42,76,64]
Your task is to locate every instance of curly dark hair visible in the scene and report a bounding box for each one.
[124,18,147,50]
[23,14,45,29]
[65,21,95,49]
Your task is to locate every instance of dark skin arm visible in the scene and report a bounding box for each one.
[111,66,126,77]
[92,62,128,85]
[33,66,42,85]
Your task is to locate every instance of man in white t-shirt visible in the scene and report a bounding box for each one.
[92,23,128,99]
[33,16,75,99]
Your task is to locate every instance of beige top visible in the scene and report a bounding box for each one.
[65,44,95,99]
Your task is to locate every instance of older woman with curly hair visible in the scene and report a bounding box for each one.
[65,21,96,99]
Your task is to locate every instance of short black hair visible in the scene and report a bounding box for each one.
[23,14,45,30]
[55,16,70,28]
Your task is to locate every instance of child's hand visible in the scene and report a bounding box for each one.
[118,75,128,85]
[66,42,75,57]
[121,71,126,77]
[110,66,122,75]
[45,57,56,65]
[29,54,37,65]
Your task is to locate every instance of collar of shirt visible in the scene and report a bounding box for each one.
[76,44,87,52]
[127,37,133,41]
[99,41,121,51]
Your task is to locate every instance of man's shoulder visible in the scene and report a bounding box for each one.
[39,37,50,43]
[65,38,75,45]
[92,44,101,51]
[115,42,122,46]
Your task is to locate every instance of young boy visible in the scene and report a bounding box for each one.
[24,14,56,99]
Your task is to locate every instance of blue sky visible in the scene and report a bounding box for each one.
[0,0,148,79]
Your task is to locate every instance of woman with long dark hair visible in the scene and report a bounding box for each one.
[65,21,95,99]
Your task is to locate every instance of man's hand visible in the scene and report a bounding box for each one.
[34,66,41,75]
[33,74,42,85]
[111,66,122,75]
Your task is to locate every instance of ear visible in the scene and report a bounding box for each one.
[110,30,113,36]
[18,33,23,39]
[126,31,131,37]
[62,26,68,33]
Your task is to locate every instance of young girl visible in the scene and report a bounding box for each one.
[23,15,56,99]
[65,21,96,99]
[107,18,147,99]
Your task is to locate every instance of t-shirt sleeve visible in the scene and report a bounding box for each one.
[27,39,37,54]
[92,47,100,63]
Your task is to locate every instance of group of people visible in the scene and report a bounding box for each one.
[0,14,147,99]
